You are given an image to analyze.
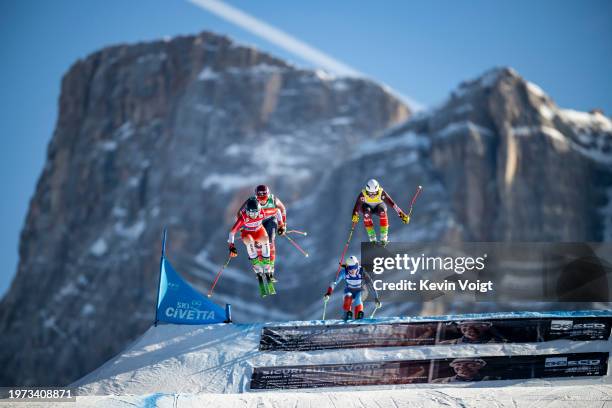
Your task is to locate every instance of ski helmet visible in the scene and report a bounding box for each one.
[245,197,260,219]
[346,255,360,273]
[365,179,380,195]
[255,184,270,203]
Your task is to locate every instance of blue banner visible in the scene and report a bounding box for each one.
[156,256,227,325]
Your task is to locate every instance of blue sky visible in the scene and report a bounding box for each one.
[1,0,611,295]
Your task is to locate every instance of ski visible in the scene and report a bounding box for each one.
[265,274,276,295]
[257,274,268,298]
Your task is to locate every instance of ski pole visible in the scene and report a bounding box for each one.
[208,255,232,298]
[370,303,382,319]
[407,185,423,218]
[283,234,309,257]
[335,222,357,280]
[286,229,308,236]
[322,297,329,320]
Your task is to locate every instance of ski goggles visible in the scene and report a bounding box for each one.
[246,209,259,218]
[347,263,359,272]
[256,193,268,202]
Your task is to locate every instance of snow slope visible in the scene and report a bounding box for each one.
[63,311,612,407]
[18,385,610,408]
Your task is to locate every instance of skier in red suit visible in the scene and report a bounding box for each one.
[236,185,287,279]
[228,197,283,278]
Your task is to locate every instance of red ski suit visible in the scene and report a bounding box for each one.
[237,194,286,263]
[228,208,283,260]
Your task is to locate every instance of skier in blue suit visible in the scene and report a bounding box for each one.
[324,255,381,320]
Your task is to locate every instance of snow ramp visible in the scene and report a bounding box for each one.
[69,311,612,407]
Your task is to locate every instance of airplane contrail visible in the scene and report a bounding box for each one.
[187,0,424,110]
[188,0,361,76]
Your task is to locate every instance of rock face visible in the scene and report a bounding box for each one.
[321,67,612,317]
[380,67,612,244]
[1,31,611,387]
[0,32,409,386]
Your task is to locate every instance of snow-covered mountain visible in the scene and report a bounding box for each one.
[1,30,611,388]
[0,31,408,387]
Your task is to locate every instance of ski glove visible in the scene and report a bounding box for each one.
[401,213,410,224]
[352,213,360,223]
[277,224,286,236]
[325,287,333,297]
[375,299,382,308]
[228,243,238,257]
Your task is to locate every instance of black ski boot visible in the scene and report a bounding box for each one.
[356,311,364,320]
[344,310,353,321]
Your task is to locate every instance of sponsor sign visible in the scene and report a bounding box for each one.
[260,317,612,351]
[250,352,609,390]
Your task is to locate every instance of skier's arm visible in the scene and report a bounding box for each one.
[274,208,287,236]
[228,217,244,244]
[326,269,345,295]
[275,208,284,226]
[275,197,287,224]
[383,191,410,223]
[352,193,363,222]
[382,190,404,217]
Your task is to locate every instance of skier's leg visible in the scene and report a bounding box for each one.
[269,242,275,273]
[253,228,275,293]
[263,218,277,242]
[342,295,353,311]
[241,231,263,275]
[361,204,377,242]
[245,230,271,296]
[255,228,271,274]
[353,291,364,319]
[263,218,277,276]
[376,204,389,244]
[343,291,354,320]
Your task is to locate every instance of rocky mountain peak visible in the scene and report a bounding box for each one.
[348,65,611,245]
[1,31,609,390]
[453,67,519,95]
[0,31,409,387]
